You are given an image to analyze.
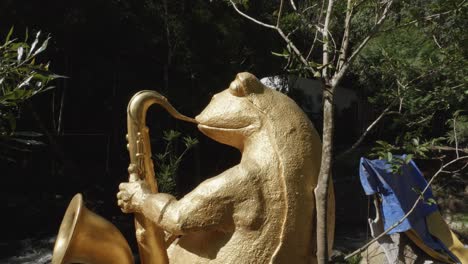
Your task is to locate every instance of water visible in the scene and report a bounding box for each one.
[0,236,54,264]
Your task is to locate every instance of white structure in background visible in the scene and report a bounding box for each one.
[260,76,290,93]
[261,75,357,115]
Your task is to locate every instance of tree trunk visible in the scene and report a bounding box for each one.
[315,85,335,264]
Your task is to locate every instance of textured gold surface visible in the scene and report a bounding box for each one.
[425,211,467,263]
[51,193,134,264]
[118,72,335,263]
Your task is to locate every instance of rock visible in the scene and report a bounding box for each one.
[330,249,346,263]
[360,233,444,264]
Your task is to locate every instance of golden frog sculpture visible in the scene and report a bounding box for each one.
[117,72,335,264]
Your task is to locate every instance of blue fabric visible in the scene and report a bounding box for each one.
[359,156,442,250]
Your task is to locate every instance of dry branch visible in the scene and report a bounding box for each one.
[333,0,394,86]
[229,0,318,76]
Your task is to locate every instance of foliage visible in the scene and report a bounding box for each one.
[352,0,468,158]
[370,142,413,173]
[153,130,198,195]
[221,2,467,259]
[230,0,467,160]
[372,135,445,158]
[410,186,437,206]
[0,27,61,161]
[345,254,362,264]
[219,1,403,261]
[446,111,468,146]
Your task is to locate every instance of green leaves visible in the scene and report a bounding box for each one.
[153,130,198,195]
[162,129,181,141]
[446,111,468,145]
[404,154,414,164]
[371,140,398,159]
[411,187,437,206]
[356,15,467,161]
[426,198,437,206]
[386,151,393,162]
[371,135,441,163]
[5,26,14,45]
[183,136,199,149]
[0,28,62,136]
[0,27,60,161]
[370,138,439,174]
[271,50,289,58]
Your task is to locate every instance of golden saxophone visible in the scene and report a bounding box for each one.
[126,90,197,264]
[51,90,195,264]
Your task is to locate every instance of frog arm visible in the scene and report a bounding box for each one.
[140,167,241,235]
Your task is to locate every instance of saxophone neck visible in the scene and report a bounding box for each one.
[126,90,197,184]
[127,90,197,126]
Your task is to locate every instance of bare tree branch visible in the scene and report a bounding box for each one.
[333,0,394,87]
[345,155,468,260]
[276,28,318,75]
[336,0,354,71]
[306,29,320,61]
[326,28,338,66]
[306,0,326,61]
[229,0,276,29]
[322,0,335,83]
[229,0,318,76]
[430,146,468,154]
[432,34,443,49]
[337,100,398,159]
[336,66,445,159]
[277,0,285,27]
[453,118,460,158]
[303,3,320,14]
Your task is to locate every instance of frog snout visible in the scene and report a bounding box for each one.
[195,113,204,124]
[195,108,214,125]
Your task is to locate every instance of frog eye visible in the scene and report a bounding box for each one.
[229,79,247,97]
[229,72,264,97]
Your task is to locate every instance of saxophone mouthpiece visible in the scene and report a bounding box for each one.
[175,115,198,124]
[128,90,199,125]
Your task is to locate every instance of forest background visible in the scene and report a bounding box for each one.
[0,0,466,262]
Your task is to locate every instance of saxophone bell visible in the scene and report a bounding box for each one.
[51,193,134,264]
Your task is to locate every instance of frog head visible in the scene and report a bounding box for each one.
[195,72,265,150]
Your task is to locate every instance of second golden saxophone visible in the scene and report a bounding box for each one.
[118,72,335,264]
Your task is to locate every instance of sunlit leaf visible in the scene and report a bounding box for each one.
[271,51,289,58]
[426,198,436,205]
[33,36,49,57]
[38,86,56,93]
[28,31,41,57]
[17,75,34,88]
[404,154,413,164]
[17,46,23,62]
[5,26,14,44]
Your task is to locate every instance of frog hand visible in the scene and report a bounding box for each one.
[117,181,150,213]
